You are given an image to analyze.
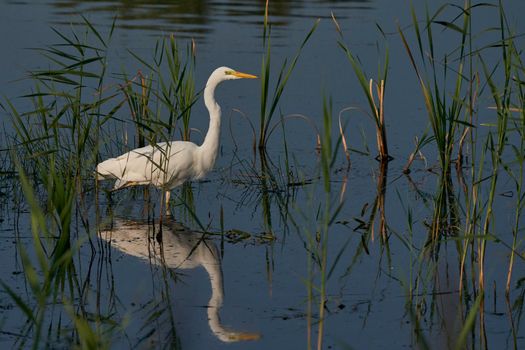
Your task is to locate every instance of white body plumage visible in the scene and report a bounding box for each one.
[96,140,205,189]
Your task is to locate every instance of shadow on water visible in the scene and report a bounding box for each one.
[99,217,261,345]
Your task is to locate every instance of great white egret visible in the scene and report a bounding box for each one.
[99,218,261,342]
[96,67,257,213]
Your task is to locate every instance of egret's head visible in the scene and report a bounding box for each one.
[215,66,258,81]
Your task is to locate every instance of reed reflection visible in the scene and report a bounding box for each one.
[356,159,389,243]
[51,0,373,34]
[99,217,260,343]
[53,0,211,34]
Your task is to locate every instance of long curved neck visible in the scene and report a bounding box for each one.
[200,78,222,170]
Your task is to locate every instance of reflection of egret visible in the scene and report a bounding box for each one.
[96,67,257,213]
[99,218,260,342]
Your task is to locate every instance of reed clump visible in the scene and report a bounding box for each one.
[123,34,198,150]
[2,16,200,347]
[333,13,390,162]
[396,2,525,348]
[258,0,319,149]
[3,17,118,348]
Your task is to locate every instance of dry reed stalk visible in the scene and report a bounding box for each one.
[458,74,479,168]
[317,294,325,350]
[339,173,348,204]
[404,138,420,173]
[377,79,387,159]
[338,114,350,165]
[369,79,388,160]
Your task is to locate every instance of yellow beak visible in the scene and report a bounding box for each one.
[231,71,258,79]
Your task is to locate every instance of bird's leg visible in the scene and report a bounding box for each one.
[105,189,113,217]
[165,190,171,216]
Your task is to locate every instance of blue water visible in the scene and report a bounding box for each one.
[1,1,524,349]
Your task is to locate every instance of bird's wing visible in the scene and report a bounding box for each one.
[97,144,155,179]
[96,141,199,188]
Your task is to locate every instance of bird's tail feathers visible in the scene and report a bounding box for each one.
[95,159,122,180]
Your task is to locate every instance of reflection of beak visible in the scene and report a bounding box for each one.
[232,71,258,79]
[228,332,261,341]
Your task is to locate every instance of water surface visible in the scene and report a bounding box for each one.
[0,1,524,349]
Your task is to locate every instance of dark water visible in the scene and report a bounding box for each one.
[1,1,525,349]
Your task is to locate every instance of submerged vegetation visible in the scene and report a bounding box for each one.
[0,0,524,349]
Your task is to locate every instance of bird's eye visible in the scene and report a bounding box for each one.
[224,70,234,75]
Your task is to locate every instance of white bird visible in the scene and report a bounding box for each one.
[96,67,257,213]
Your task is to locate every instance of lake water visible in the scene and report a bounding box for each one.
[0,0,524,349]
